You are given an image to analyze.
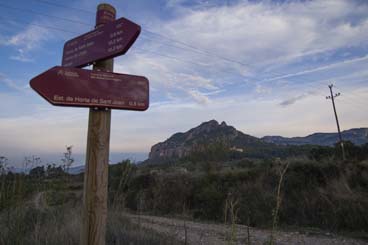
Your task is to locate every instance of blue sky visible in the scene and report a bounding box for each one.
[0,0,367,166]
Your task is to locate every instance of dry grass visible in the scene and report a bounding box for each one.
[0,173,181,245]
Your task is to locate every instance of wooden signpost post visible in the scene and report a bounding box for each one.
[29,3,148,245]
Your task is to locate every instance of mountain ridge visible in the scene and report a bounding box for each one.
[147,120,368,162]
[148,120,267,161]
[262,127,368,146]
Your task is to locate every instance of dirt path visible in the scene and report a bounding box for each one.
[127,214,367,245]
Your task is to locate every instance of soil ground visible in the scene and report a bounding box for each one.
[127,213,368,245]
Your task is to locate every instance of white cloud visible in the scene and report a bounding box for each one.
[1,0,368,164]
[10,49,34,62]
[6,25,51,62]
[186,89,210,104]
[0,73,28,92]
[255,84,271,94]
[156,0,368,66]
[114,0,368,105]
[279,91,318,107]
[2,87,367,159]
[264,55,368,82]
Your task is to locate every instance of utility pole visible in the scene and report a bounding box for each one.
[326,84,345,161]
[80,4,115,245]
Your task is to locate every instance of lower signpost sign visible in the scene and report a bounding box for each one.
[30,66,149,111]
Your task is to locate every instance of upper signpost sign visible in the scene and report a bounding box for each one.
[62,17,141,68]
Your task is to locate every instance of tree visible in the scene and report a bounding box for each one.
[29,166,45,178]
[46,164,65,177]
[23,156,41,171]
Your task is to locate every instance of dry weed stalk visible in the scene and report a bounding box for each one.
[182,203,189,245]
[112,161,133,209]
[224,193,239,245]
[270,160,290,245]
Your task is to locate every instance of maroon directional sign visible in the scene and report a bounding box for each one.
[62,17,141,68]
[30,66,149,111]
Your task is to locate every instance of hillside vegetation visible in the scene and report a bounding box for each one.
[1,140,368,244]
[117,143,368,233]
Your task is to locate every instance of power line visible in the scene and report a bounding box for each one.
[338,97,366,112]
[135,47,208,67]
[0,16,244,88]
[142,29,251,68]
[1,4,362,115]
[31,0,254,70]
[333,84,368,104]
[0,17,79,35]
[3,1,253,70]
[0,3,90,26]
[11,2,359,88]
[132,47,254,86]
[0,19,243,86]
[33,0,94,14]
[0,17,344,93]
[30,0,368,89]
[2,4,363,100]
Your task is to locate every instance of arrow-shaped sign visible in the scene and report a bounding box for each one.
[30,66,149,111]
[62,17,141,68]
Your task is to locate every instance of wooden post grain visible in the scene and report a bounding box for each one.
[80,4,116,245]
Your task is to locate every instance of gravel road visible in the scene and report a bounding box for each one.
[127,214,367,245]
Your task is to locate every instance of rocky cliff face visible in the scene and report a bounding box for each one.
[148,120,262,161]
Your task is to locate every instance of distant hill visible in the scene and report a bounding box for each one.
[148,120,280,163]
[66,165,85,175]
[148,120,269,162]
[262,128,368,146]
[147,120,368,163]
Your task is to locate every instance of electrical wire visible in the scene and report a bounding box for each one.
[0,17,79,35]
[3,2,367,103]
[6,1,355,88]
[0,3,90,26]
[33,0,94,14]
[29,0,368,91]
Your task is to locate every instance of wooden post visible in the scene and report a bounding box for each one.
[80,4,116,245]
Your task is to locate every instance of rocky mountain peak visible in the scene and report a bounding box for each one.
[191,120,222,135]
[148,120,261,162]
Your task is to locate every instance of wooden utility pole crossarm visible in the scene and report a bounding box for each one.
[80,4,116,245]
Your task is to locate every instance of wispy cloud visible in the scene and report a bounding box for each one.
[264,55,368,82]
[115,0,368,105]
[255,84,271,94]
[0,73,27,92]
[5,25,51,62]
[1,0,367,162]
[186,89,210,105]
[153,0,368,68]
[279,91,318,107]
